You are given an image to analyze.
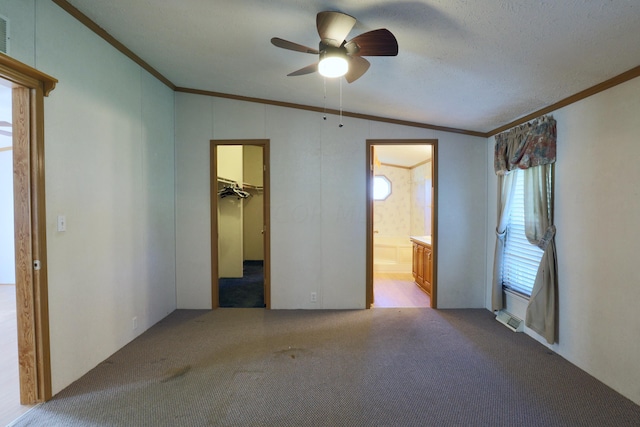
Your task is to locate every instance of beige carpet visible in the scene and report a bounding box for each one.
[11,308,640,426]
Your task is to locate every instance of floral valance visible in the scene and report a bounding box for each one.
[494,116,557,175]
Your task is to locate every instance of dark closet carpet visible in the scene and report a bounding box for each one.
[219,261,264,308]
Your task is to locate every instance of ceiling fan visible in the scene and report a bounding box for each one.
[271,11,398,83]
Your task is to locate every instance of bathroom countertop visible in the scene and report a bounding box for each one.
[410,235,432,246]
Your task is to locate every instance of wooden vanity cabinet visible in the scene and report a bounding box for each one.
[423,245,432,294]
[411,239,432,296]
[413,244,424,285]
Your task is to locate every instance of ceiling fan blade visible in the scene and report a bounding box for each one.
[316,11,356,47]
[345,56,370,83]
[287,62,318,76]
[345,29,398,56]
[271,37,319,54]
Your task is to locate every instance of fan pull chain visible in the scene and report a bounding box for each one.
[339,78,344,128]
[323,77,327,120]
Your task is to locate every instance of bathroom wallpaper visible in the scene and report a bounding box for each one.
[374,162,432,237]
[374,164,411,236]
[411,161,432,237]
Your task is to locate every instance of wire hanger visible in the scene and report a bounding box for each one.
[218,183,250,199]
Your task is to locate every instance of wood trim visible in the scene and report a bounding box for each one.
[210,139,271,309]
[380,162,411,170]
[487,65,640,137]
[0,55,54,404]
[366,144,373,308]
[31,86,52,400]
[379,158,432,170]
[210,145,218,309]
[209,144,220,309]
[45,1,640,139]
[52,0,640,138]
[262,143,271,309]
[177,87,486,137]
[366,139,438,309]
[431,141,438,309]
[12,87,37,404]
[0,53,57,96]
[51,0,175,90]
[410,158,432,169]
[12,85,51,403]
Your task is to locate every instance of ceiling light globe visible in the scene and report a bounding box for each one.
[318,56,348,78]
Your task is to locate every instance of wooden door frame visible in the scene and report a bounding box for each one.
[210,139,270,309]
[0,53,57,403]
[366,139,438,309]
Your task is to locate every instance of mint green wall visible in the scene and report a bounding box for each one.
[175,94,488,310]
[1,0,635,410]
[485,77,640,405]
[0,0,176,394]
[0,0,489,399]
[8,0,638,410]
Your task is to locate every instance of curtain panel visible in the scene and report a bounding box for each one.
[491,172,518,311]
[492,116,558,344]
[523,164,557,344]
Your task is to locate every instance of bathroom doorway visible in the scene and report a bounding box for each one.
[366,140,438,309]
[210,140,270,309]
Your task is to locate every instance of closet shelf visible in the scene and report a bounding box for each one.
[217,176,263,192]
[242,183,263,192]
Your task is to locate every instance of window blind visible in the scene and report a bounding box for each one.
[502,170,544,296]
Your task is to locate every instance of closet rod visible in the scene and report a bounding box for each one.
[217,176,239,186]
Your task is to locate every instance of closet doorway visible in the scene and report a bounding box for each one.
[366,139,438,309]
[210,140,270,309]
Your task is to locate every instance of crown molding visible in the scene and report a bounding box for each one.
[51,1,640,140]
[487,65,640,137]
[175,87,486,137]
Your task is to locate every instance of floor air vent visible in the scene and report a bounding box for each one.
[495,310,523,332]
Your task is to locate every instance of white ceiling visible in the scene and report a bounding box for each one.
[375,144,431,168]
[61,0,640,134]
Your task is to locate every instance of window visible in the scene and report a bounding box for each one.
[373,175,391,200]
[502,170,544,296]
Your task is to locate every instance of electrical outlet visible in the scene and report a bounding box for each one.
[132,317,138,331]
[310,292,317,303]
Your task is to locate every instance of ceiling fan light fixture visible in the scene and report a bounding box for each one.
[272,11,398,83]
[318,48,348,78]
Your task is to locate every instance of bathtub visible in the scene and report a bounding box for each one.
[373,235,413,274]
